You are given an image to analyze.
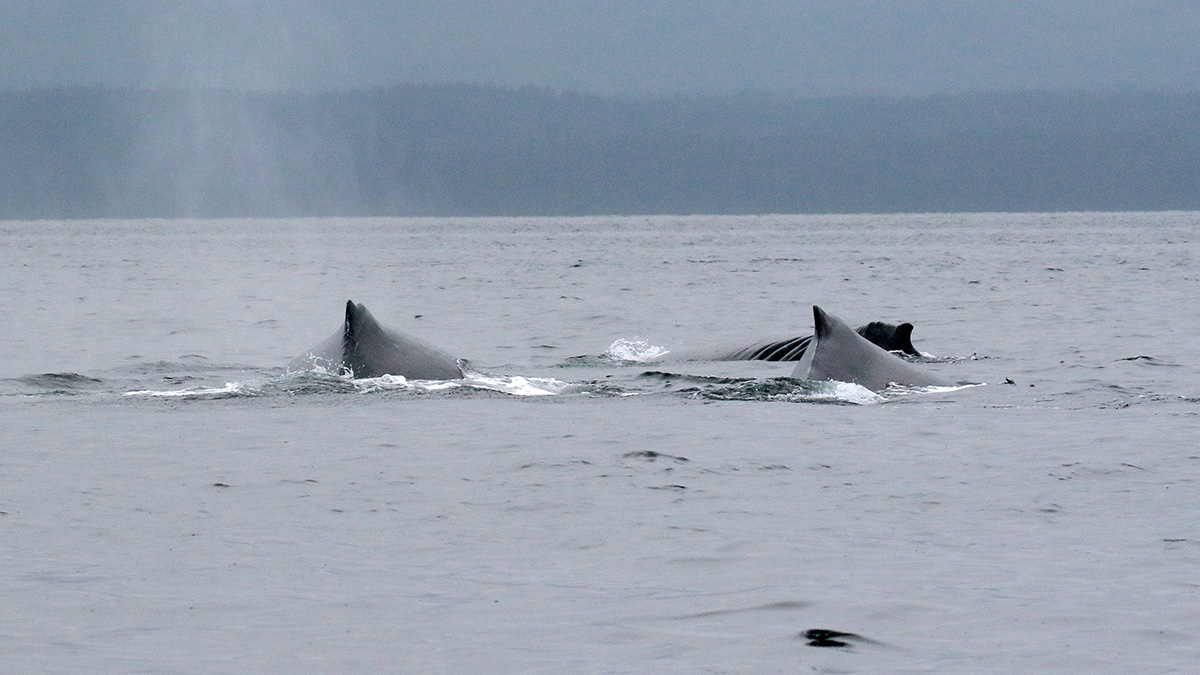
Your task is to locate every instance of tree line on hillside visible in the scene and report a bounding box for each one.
[1,84,1197,219]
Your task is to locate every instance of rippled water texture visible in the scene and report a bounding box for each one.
[2,213,1198,673]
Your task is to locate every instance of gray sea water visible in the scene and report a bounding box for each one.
[2,213,1198,673]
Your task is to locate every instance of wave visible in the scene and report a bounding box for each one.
[16,372,104,387]
[4,372,107,396]
[696,377,885,405]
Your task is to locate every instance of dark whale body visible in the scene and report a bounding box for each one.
[288,300,464,380]
[793,306,946,391]
[719,320,919,362]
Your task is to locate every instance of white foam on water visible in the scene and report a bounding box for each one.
[351,372,581,397]
[825,380,886,404]
[778,379,884,405]
[883,382,986,397]
[124,382,255,399]
[124,370,594,399]
[601,338,670,362]
[464,373,580,396]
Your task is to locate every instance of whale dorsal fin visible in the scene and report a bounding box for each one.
[288,300,464,380]
[794,306,945,391]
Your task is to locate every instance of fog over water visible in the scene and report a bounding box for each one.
[5,4,1197,218]
[5,2,1200,95]
[3,86,1198,218]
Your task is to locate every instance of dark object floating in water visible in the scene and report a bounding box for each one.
[803,628,864,648]
[639,371,746,385]
[1117,355,1178,366]
[623,450,689,463]
[289,300,466,380]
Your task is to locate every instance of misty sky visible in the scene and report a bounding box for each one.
[4,1,1199,96]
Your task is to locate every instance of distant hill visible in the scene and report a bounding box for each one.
[1,84,1197,218]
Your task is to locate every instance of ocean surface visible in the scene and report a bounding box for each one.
[2,213,1198,673]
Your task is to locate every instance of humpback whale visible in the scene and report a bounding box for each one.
[719,320,919,361]
[288,300,464,380]
[793,306,946,391]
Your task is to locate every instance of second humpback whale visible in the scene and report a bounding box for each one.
[717,320,920,361]
[793,306,947,391]
[288,300,465,380]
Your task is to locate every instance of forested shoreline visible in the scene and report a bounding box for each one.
[2,84,1197,218]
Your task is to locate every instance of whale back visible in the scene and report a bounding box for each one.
[719,319,918,362]
[289,300,464,380]
[730,335,814,361]
[793,306,945,391]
